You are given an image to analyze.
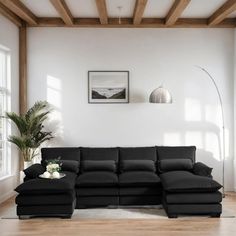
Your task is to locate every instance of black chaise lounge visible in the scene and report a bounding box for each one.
[15,146,222,219]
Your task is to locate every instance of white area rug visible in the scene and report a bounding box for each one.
[1,205,235,219]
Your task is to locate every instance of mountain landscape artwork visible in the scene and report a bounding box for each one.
[88,71,129,103]
[92,88,126,99]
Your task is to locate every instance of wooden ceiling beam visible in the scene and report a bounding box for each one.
[0,0,37,25]
[208,0,236,25]
[0,2,22,27]
[33,17,236,28]
[50,0,73,25]
[165,0,191,26]
[95,0,108,24]
[133,0,148,25]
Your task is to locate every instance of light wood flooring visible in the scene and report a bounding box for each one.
[0,192,236,236]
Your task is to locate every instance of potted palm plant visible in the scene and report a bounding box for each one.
[6,101,53,168]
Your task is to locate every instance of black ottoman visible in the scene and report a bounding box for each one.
[15,171,76,219]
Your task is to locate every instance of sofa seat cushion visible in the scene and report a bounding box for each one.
[119,171,161,187]
[76,187,118,196]
[15,171,77,195]
[76,171,118,187]
[160,171,222,193]
[164,191,222,204]
[16,192,75,206]
[120,187,162,196]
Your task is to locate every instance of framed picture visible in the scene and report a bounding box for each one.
[88,71,129,104]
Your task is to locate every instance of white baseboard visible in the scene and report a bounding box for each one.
[0,190,16,204]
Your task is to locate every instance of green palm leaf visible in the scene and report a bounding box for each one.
[6,101,53,162]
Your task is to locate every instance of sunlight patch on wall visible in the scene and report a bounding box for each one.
[225,128,229,160]
[163,133,181,146]
[205,132,220,161]
[46,75,63,145]
[47,75,61,108]
[185,98,202,121]
[205,104,221,126]
[185,131,203,148]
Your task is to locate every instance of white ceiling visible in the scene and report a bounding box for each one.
[181,0,231,18]
[107,0,136,17]
[143,0,174,18]
[21,0,59,17]
[20,0,236,18]
[66,0,98,18]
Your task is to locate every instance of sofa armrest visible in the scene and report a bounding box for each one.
[192,162,213,178]
[23,164,45,180]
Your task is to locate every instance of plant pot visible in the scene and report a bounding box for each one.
[24,161,33,170]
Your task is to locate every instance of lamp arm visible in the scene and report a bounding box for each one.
[195,65,225,197]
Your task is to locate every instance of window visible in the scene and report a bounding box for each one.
[0,46,11,178]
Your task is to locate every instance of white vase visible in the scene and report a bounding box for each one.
[24,161,33,170]
[20,161,33,183]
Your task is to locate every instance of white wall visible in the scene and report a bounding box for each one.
[234,30,236,192]
[28,28,234,190]
[0,15,19,203]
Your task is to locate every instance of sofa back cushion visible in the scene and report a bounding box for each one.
[120,160,156,172]
[82,160,117,173]
[158,159,193,173]
[119,147,157,161]
[81,147,119,162]
[41,147,80,161]
[157,146,196,173]
[41,147,80,167]
[60,160,80,173]
[157,146,196,162]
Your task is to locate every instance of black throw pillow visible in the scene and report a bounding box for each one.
[60,160,79,173]
[120,160,156,172]
[158,159,193,173]
[23,164,45,179]
[193,162,213,177]
[82,160,117,173]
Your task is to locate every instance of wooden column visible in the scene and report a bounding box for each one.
[19,23,27,115]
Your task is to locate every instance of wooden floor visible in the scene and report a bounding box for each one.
[0,192,236,236]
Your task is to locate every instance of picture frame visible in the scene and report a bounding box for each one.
[88,71,129,104]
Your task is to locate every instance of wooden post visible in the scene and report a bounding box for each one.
[19,23,27,170]
[19,23,27,115]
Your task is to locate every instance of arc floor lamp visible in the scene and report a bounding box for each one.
[149,66,225,197]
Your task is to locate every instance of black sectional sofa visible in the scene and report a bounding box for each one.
[15,146,222,219]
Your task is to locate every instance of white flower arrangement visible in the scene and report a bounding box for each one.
[46,163,60,174]
[42,158,62,178]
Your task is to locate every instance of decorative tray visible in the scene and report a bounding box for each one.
[39,173,66,179]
